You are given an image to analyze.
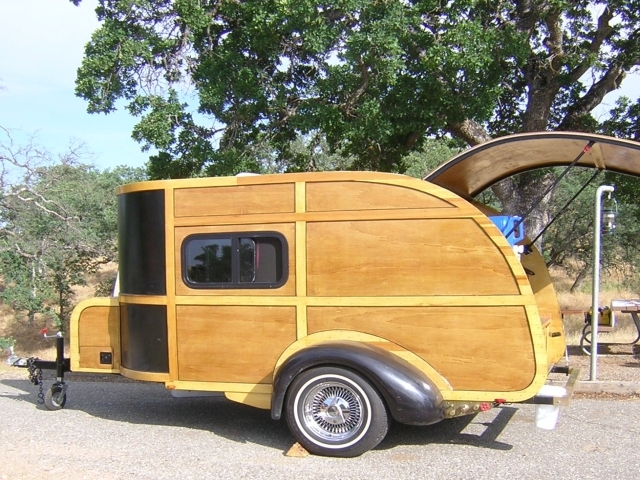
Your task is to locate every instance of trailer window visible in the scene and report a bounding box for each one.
[184,238,232,283]
[183,233,287,288]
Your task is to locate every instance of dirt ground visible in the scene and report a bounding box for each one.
[564,343,640,384]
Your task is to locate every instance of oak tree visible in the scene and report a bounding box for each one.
[73,1,640,239]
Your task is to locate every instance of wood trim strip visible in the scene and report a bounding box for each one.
[174,295,536,307]
[295,182,307,339]
[172,208,483,227]
[167,381,273,394]
[165,186,178,381]
[117,176,239,195]
[118,295,168,305]
[120,367,171,383]
[73,367,121,374]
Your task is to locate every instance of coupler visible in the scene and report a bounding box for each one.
[10,329,71,410]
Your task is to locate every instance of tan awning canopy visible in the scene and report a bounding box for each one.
[425,132,640,198]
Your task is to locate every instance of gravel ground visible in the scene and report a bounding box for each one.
[1,371,640,480]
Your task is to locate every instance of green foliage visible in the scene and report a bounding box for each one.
[72,0,534,177]
[402,139,461,179]
[261,134,353,173]
[600,97,640,141]
[73,1,640,179]
[0,135,146,330]
[541,169,640,291]
[0,336,16,352]
[72,0,640,169]
[94,276,118,297]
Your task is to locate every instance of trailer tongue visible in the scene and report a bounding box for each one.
[10,329,71,410]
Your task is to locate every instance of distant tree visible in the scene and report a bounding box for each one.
[601,97,640,141]
[532,166,640,292]
[402,139,461,179]
[0,128,145,330]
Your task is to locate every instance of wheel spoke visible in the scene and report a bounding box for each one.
[302,381,364,441]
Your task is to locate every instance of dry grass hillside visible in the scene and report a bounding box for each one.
[551,266,640,345]
[0,264,117,366]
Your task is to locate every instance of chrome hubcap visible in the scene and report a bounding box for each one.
[302,381,364,442]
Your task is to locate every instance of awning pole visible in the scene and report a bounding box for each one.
[590,185,614,381]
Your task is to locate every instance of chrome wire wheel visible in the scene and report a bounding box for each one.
[286,367,388,457]
[300,380,365,443]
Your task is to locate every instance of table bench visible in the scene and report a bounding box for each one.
[577,300,640,354]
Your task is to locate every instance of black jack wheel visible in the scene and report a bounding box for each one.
[44,384,67,411]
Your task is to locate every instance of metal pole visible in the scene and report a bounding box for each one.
[590,185,614,381]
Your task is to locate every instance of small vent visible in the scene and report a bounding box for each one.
[100,352,113,365]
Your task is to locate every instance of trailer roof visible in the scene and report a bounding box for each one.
[425,132,640,198]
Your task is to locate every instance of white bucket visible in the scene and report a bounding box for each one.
[534,385,566,430]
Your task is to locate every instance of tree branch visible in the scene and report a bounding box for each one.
[445,119,492,146]
[558,61,627,130]
[514,1,550,36]
[566,6,615,84]
[343,58,370,118]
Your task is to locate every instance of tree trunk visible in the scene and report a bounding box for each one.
[569,267,590,294]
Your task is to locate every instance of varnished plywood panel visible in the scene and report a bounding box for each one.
[306,181,454,212]
[174,223,296,296]
[177,305,296,383]
[307,306,535,391]
[174,183,295,218]
[78,306,119,347]
[306,219,519,297]
[77,305,120,369]
[79,346,113,369]
[521,245,566,364]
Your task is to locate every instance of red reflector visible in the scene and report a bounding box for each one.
[494,398,506,404]
[480,402,491,411]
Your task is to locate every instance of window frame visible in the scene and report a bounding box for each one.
[181,231,289,289]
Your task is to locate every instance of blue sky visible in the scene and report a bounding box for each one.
[1,1,638,172]
[0,0,153,170]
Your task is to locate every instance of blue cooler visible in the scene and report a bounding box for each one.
[489,215,525,246]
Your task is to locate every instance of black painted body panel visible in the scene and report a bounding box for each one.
[271,341,444,426]
[120,304,169,373]
[118,190,166,295]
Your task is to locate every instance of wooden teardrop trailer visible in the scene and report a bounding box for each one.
[60,132,639,456]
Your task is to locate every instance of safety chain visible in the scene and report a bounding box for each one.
[26,358,45,404]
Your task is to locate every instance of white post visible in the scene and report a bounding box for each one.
[590,185,614,381]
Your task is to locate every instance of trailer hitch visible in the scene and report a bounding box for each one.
[10,329,71,410]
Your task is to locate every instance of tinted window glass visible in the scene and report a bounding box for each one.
[183,233,286,288]
[239,238,255,282]
[185,237,232,283]
[251,237,283,283]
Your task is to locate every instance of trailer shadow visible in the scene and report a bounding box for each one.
[376,407,516,452]
[1,375,515,454]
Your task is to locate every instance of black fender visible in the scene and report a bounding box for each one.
[271,341,444,426]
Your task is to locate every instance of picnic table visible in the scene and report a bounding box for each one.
[579,299,640,354]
